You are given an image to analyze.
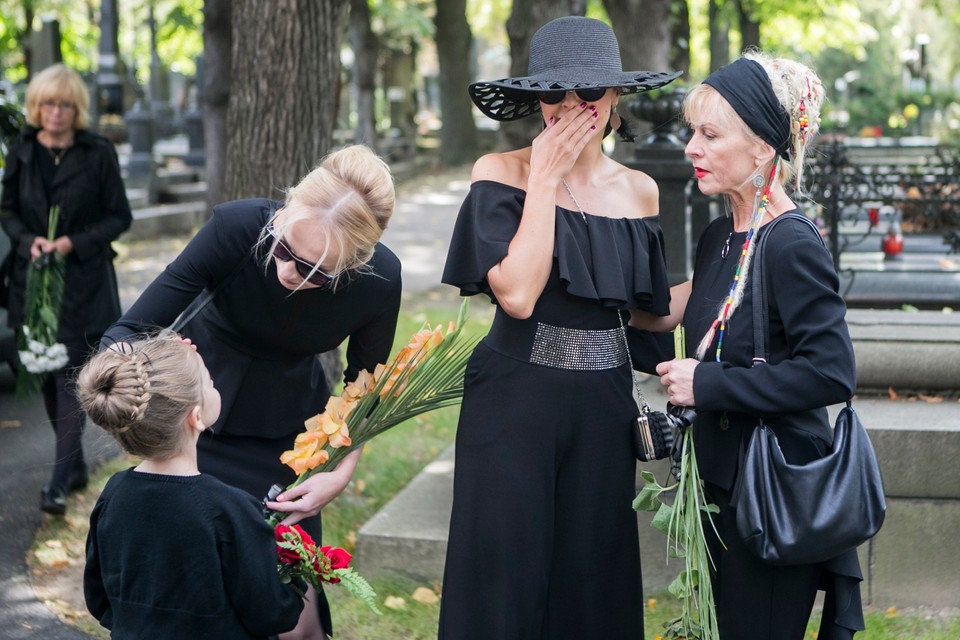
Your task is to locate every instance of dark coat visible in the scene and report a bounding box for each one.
[1,126,131,359]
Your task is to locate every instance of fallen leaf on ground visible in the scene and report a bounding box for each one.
[0,420,22,429]
[384,596,406,610]
[918,393,944,403]
[886,606,900,618]
[411,587,439,604]
[887,387,901,400]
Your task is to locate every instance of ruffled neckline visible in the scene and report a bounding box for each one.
[447,180,670,315]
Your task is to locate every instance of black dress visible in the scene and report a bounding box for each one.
[684,213,864,640]
[101,198,402,632]
[85,469,304,639]
[438,181,670,640]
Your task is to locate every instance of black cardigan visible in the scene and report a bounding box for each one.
[85,469,304,639]
[685,212,856,491]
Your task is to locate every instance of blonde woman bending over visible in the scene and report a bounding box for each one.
[101,145,401,639]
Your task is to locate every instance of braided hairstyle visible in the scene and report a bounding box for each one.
[76,331,205,460]
[743,50,825,196]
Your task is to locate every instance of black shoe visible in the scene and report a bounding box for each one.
[65,465,89,493]
[40,486,66,516]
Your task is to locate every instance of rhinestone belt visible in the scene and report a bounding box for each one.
[528,322,628,370]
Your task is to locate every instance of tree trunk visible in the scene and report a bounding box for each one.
[708,0,730,73]
[224,0,348,201]
[349,0,378,150]
[498,0,569,151]
[202,0,231,213]
[736,0,761,51]
[434,0,478,165]
[670,0,691,78]
[603,0,672,73]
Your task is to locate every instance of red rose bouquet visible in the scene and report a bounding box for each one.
[275,523,380,613]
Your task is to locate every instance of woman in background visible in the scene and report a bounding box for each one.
[1,63,131,516]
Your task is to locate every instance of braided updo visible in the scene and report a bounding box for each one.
[77,331,205,460]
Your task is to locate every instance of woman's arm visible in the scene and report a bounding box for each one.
[65,142,132,260]
[630,280,691,332]
[100,210,234,346]
[485,105,599,319]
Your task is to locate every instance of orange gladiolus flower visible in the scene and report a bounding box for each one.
[280,430,331,475]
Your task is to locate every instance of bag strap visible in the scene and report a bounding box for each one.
[750,213,825,366]
[618,310,651,414]
[170,250,253,332]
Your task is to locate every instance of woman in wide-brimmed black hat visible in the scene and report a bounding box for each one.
[438,16,679,639]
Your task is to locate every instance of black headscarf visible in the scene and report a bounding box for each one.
[704,58,792,160]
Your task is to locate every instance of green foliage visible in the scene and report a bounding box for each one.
[372,0,434,51]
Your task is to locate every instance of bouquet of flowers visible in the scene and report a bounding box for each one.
[275,523,380,612]
[17,205,68,396]
[265,298,475,525]
[633,325,722,640]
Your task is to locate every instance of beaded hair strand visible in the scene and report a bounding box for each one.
[695,160,780,361]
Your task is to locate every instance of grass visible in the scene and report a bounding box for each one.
[27,294,960,639]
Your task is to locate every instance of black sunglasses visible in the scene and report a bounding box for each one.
[537,87,608,105]
[268,226,336,287]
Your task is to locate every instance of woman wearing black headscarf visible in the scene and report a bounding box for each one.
[640,52,864,639]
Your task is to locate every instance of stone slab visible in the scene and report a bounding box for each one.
[846,309,960,390]
[125,201,207,241]
[830,397,960,499]
[354,445,454,584]
[867,498,960,609]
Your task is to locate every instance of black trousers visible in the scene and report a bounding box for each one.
[705,481,822,640]
[43,370,86,490]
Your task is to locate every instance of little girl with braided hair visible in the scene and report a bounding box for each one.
[78,331,304,639]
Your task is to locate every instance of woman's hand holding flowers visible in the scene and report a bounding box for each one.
[656,358,699,407]
[266,448,362,525]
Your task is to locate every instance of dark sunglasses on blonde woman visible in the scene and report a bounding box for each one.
[267,225,336,286]
[537,87,608,104]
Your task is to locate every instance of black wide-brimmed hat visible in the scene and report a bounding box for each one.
[469,16,682,122]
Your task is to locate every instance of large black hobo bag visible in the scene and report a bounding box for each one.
[733,402,886,565]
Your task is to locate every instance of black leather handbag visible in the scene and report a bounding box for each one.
[731,214,886,565]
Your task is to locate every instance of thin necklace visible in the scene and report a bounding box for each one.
[560,178,588,224]
[47,146,68,166]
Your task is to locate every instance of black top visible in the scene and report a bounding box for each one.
[443,180,670,317]
[101,198,402,438]
[1,127,132,354]
[685,212,856,490]
[84,469,304,639]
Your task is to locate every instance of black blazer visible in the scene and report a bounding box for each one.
[1,127,131,358]
[685,213,856,491]
[102,198,403,439]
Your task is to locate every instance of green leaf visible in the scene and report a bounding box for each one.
[667,570,691,599]
[632,478,665,512]
[650,501,674,535]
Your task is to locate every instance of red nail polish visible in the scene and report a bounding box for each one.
[591,125,596,130]
[549,116,555,124]
[592,111,599,118]
[579,102,587,108]
[589,105,597,111]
